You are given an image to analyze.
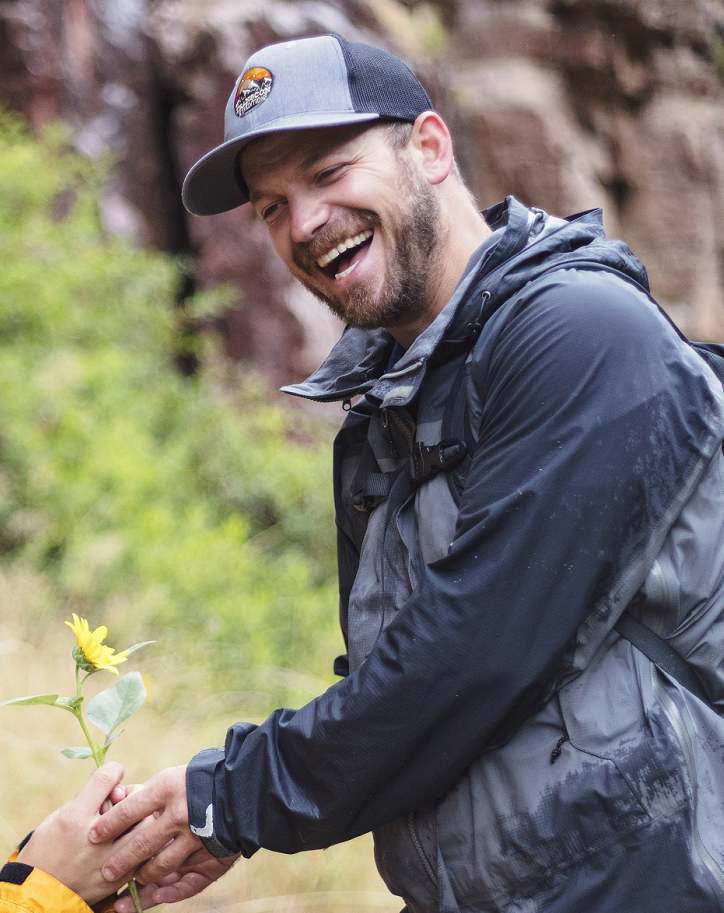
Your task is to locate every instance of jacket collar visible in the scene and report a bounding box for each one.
[280,253,491,406]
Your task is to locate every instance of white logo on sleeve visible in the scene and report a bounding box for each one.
[190,803,214,838]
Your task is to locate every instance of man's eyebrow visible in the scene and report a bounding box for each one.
[300,145,338,171]
[246,138,352,203]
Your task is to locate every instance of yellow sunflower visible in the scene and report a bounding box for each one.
[65,614,130,675]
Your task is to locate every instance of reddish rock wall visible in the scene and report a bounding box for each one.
[2,0,724,386]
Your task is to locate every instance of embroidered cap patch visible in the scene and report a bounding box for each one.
[234,67,273,117]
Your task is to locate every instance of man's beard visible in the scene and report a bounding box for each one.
[290,157,443,331]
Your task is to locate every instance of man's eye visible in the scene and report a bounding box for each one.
[317,165,344,183]
[261,202,282,221]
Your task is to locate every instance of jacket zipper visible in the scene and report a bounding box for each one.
[407,812,437,886]
[381,358,424,381]
[653,665,724,907]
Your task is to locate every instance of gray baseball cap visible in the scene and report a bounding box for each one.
[182,34,433,216]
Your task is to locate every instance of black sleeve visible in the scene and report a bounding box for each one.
[186,270,722,857]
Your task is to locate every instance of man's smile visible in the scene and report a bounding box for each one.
[315,229,374,280]
[242,121,447,333]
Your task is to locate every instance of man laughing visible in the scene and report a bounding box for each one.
[93,35,724,913]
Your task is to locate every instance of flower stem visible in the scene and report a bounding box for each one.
[73,667,142,912]
[128,879,143,913]
[73,704,104,767]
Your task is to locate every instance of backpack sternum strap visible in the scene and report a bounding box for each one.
[409,439,467,483]
[352,429,467,515]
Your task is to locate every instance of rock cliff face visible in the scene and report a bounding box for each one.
[2,0,724,386]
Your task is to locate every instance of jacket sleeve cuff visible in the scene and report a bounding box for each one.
[2,852,98,913]
[186,748,238,858]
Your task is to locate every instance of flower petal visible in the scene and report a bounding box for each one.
[67,616,127,675]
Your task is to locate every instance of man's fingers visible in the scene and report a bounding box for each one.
[179,846,216,868]
[133,833,202,885]
[76,762,124,814]
[100,784,126,814]
[91,766,187,846]
[100,816,171,882]
[150,872,214,904]
[90,786,154,844]
[113,872,212,912]
[109,784,127,804]
[113,853,238,910]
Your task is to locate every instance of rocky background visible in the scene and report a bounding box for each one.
[2,0,724,388]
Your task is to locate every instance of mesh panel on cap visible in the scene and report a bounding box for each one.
[336,37,432,121]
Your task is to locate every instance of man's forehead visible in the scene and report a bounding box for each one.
[240,123,380,187]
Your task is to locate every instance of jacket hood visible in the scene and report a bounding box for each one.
[282,197,650,403]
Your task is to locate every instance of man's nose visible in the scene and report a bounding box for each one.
[289,194,330,244]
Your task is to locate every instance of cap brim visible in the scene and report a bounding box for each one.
[182,111,381,216]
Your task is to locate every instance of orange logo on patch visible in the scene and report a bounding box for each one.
[234,67,273,117]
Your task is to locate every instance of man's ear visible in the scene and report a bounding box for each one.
[409,112,454,186]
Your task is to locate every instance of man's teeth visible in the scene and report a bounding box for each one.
[316,230,373,268]
[336,261,357,280]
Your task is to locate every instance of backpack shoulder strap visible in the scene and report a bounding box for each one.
[613,611,711,704]
[440,354,475,505]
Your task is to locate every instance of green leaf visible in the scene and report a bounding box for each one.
[61,746,94,759]
[86,672,145,737]
[97,730,124,762]
[0,694,60,707]
[123,641,155,657]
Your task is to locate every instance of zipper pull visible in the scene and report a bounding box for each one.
[550,734,569,764]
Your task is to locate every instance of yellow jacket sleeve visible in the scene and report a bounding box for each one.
[1,851,116,913]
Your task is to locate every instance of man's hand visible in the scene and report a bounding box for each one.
[113,854,239,911]
[16,762,141,904]
[88,765,221,889]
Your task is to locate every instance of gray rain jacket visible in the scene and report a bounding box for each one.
[187,198,724,912]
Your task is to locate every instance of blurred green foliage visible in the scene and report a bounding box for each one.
[0,113,341,706]
[715,41,724,86]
